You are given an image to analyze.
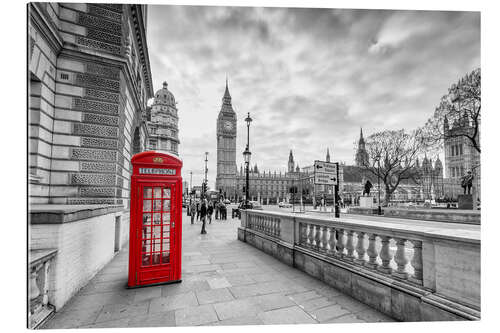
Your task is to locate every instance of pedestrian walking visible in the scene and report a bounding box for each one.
[200,199,207,234]
[207,202,214,224]
[189,200,196,224]
[221,202,227,220]
[215,201,220,220]
[196,201,200,221]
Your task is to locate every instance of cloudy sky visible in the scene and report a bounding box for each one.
[146,4,480,189]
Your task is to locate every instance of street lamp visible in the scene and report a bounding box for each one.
[243,112,252,208]
[375,154,382,215]
[203,152,208,199]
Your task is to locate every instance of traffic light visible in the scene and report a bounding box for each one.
[242,186,246,193]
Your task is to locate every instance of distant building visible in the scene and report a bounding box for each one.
[215,79,237,198]
[443,114,481,199]
[354,128,369,167]
[146,81,179,154]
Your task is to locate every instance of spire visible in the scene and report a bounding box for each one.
[288,150,294,163]
[326,148,330,162]
[358,127,365,144]
[223,76,231,101]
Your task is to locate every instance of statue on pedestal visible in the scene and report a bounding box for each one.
[363,180,373,196]
[461,170,474,195]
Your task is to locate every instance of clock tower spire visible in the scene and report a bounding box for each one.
[216,78,237,199]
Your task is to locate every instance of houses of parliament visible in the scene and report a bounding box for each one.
[214,81,471,204]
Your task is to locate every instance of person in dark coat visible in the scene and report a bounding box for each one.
[207,202,214,224]
[196,201,200,221]
[200,200,207,234]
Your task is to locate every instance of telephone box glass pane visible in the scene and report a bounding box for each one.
[154,188,161,198]
[143,225,152,239]
[152,239,161,252]
[162,229,170,238]
[142,253,150,266]
[153,200,162,211]
[144,187,152,198]
[162,213,170,223]
[152,226,162,239]
[143,214,152,225]
[161,252,170,264]
[163,200,171,211]
[152,253,161,265]
[143,200,151,212]
[153,213,161,225]
[141,239,150,252]
[163,188,171,198]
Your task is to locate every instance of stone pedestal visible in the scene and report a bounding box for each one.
[458,194,473,210]
[359,196,374,208]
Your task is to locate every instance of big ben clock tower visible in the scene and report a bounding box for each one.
[216,79,237,199]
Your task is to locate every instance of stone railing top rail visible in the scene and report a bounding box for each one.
[29,204,124,224]
[29,248,57,267]
[386,207,481,215]
[245,209,480,244]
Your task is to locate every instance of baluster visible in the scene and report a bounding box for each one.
[320,226,328,252]
[299,223,306,245]
[409,240,423,283]
[365,234,379,269]
[327,227,337,256]
[277,219,281,237]
[307,224,315,248]
[392,238,409,279]
[29,266,41,315]
[378,236,393,274]
[42,261,50,306]
[337,229,345,257]
[345,230,355,260]
[314,225,321,250]
[354,232,366,265]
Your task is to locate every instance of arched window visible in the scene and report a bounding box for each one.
[132,127,141,155]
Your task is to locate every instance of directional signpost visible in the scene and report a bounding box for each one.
[314,160,340,217]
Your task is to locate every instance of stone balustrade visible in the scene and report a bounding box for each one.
[29,249,57,329]
[238,209,480,321]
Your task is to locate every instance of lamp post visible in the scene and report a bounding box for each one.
[376,154,382,215]
[204,152,208,199]
[243,112,252,208]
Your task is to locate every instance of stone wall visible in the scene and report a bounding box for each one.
[238,210,480,321]
[30,205,127,310]
[28,3,152,206]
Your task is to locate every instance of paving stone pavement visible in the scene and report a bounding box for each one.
[42,210,395,329]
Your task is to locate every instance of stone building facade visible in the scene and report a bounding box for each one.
[215,80,237,198]
[145,81,179,154]
[28,3,153,318]
[443,114,481,199]
[235,150,306,204]
[29,3,152,205]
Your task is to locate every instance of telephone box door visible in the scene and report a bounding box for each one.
[136,182,177,285]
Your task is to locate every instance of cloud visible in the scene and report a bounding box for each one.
[147,5,479,189]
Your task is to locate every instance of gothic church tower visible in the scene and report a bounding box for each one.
[216,79,237,198]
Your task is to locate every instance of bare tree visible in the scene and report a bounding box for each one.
[360,129,425,205]
[422,68,481,153]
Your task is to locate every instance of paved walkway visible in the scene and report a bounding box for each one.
[43,211,394,328]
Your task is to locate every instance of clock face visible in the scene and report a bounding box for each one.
[223,121,233,131]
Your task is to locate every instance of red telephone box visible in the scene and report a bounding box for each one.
[128,151,183,288]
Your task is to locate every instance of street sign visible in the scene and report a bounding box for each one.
[314,160,338,185]
[314,172,337,185]
[314,161,337,174]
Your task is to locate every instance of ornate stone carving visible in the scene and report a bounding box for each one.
[71,148,116,162]
[82,113,118,126]
[88,4,122,22]
[93,3,122,13]
[73,123,118,138]
[68,198,116,205]
[81,137,118,149]
[85,63,120,80]
[77,13,121,35]
[80,161,116,173]
[79,187,115,197]
[74,97,119,115]
[84,88,119,103]
[87,28,121,46]
[75,73,120,92]
[76,36,121,55]
[71,173,116,186]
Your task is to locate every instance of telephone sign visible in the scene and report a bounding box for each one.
[128,151,183,288]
